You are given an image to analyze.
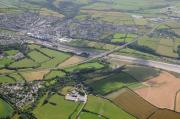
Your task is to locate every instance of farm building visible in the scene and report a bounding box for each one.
[65,90,87,103]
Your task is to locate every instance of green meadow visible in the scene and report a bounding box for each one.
[33,94,81,119]
[0,98,14,118]
[84,95,136,119]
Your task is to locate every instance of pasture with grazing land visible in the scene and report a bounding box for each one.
[85,64,159,95]
[4,50,18,56]
[0,58,14,68]
[27,50,50,63]
[84,95,136,119]
[9,73,24,82]
[0,69,14,75]
[138,36,180,58]
[0,44,73,82]
[123,65,160,81]
[80,10,134,25]
[33,94,82,119]
[0,98,14,118]
[111,33,137,44]
[88,72,139,95]
[80,112,106,119]
[0,76,15,83]
[44,70,66,80]
[8,58,39,69]
[39,48,71,68]
[65,62,105,73]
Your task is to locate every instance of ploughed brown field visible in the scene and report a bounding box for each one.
[135,71,180,111]
[107,87,180,119]
[148,109,180,119]
[109,88,158,119]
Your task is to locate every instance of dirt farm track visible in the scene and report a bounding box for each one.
[135,71,180,112]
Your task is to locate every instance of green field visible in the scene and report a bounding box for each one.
[41,58,64,68]
[7,47,71,69]
[27,50,50,63]
[4,50,18,56]
[117,46,168,61]
[84,95,136,119]
[138,36,180,58]
[9,73,24,82]
[0,98,14,118]
[113,33,126,39]
[84,64,159,95]
[33,94,81,119]
[82,0,170,12]
[123,65,160,81]
[39,48,71,68]
[80,112,106,119]
[0,76,15,83]
[28,44,42,50]
[138,37,159,50]
[111,38,125,43]
[69,39,118,51]
[88,72,139,95]
[0,58,14,68]
[8,58,39,69]
[44,70,66,80]
[65,62,105,73]
[70,103,84,119]
[0,44,74,82]
[38,48,71,59]
[80,9,134,25]
[111,33,136,44]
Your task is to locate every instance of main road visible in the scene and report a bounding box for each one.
[108,54,180,73]
[83,22,165,62]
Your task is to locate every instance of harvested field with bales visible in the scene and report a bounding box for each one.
[135,71,180,110]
